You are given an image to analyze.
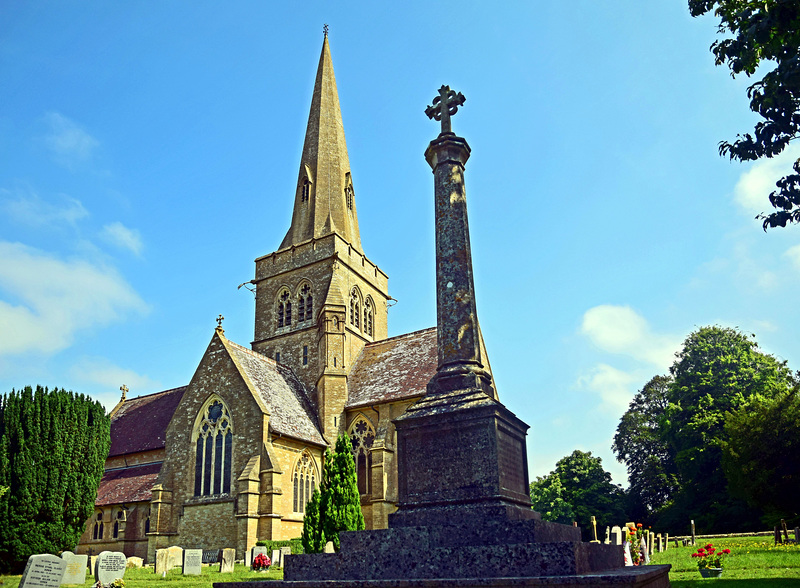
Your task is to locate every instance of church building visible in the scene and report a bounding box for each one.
[75,34,492,562]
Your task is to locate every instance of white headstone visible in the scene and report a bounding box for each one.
[95,551,126,586]
[154,549,169,575]
[219,548,235,573]
[20,554,67,588]
[611,526,623,546]
[60,552,88,585]
[126,556,143,568]
[182,548,202,575]
[166,545,183,570]
[270,549,281,568]
[324,541,335,553]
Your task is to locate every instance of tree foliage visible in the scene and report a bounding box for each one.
[303,433,364,552]
[0,386,110,573]
[689,0,800,228]
[722,386,800,526]
[612,375,680,522]
[531,450,626,540]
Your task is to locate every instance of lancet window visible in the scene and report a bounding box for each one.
[364,297,374,337]
[292,451,317,513]
[350,288,360,329]
[92,512,103,540]
[277,290,292,328]
[344,172,354,210]
[349,415,375,495]
[297,283,313,323]
[193,398,233,497]
[302,178,311,202]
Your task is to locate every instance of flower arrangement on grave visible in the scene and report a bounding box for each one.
[691,543,730,569]
[93,580,125,588]
[626,523,644,565]
[253,553,271,571]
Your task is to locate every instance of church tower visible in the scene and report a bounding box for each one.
[251,32,389,444]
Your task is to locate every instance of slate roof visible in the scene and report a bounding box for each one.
[109,387,186,457]
[95,462,161,506]
[225,339,326,446]
[347,327,438,409]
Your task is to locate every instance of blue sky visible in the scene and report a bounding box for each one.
[2,2,799,486]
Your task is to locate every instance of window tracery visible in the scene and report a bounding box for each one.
[292,451,317,514]
[193,398,233,497]
[350,288,361,329]
[349,415,375,495]
[277,290,292,328]
[93,512,103,540]
[364,297,374,337]
[344,172,354,211]
[297,283,313,323]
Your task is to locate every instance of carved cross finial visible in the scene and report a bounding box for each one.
[425,85,466,135]
[120,385,128,401]
[216,314,224,330]
[323,24,329,37]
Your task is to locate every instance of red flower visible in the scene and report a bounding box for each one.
[723,549,731,554]
[637,523,642,528]
[706,544,713,550]
[708,548,716,554]
[697,548,705,554]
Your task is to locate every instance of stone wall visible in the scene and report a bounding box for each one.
[179,499,238,549]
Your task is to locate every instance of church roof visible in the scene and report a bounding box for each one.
[95,462,162,506]
[347,327,438,409]
[225,339,326,446]
[108,386,186,457]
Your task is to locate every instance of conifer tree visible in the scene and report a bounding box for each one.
[301,488,325,553]
[319,433,364,551]
[0,386,110,573]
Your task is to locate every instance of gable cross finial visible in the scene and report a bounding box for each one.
[216,314,224,332]
[323,24,329,37]
[425,85,466,135]
[119,384,128,401]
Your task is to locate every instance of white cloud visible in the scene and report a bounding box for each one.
[784,243,800,272]
[576,363,638,414]
[734,145,800,217]
[581,305,679,368]
[0,241,148,355]
[101,222,143,256]
[43,112,99,168]
[70,357,159,407]
[0,187,88,228]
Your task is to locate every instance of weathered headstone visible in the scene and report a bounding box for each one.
[690,519,696,545]
[665,533,669,550]
[154,549,169,575]
[126,556,143,569]
[611,525,622,546]
[183,549,202,575]
[87,556,96,576]
[245,547,252,568]
[94,551,126,586]
[20,554,67,588]
[270,549,281,568]
[657,534,663,553]
[60,552,88,585]
[219,548,235,573]
[250,546,268,569]
[280,546,292,561]
[166,545,183,570]
[324,541,335,554]
[604,526,610,544]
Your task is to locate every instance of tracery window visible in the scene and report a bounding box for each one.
[363,297,374,337]
[193,398,233,497]
[292,451,318,514]
[277,290,292,328]
[344,172,354,210]
[93,512,103,540]
[349,415,375,495]
[297,284,313,323]
[350,288,360,329]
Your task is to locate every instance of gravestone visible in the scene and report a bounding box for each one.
[611,525,623,545]
[324,541,335,554]
[657,533,663,553]
[250,546,268,569]
[280,546,292,561]
[604,526,610,544]
[665,533,669,550]
[166,545,183,570]
[183,549,202,575]
[87,556,96,576]
[270,550,281,568]
[245,548,252,568]
[94,551,126,586]
[20,554,66,588]
[154,549,169,575]
[219,548,235,573]
[60,552,88,585]
[126,556,143,568]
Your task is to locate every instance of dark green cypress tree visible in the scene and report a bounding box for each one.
[319,433,364,551]
[0,386,110,573]
[301,488,325,553]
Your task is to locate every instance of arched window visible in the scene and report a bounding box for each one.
[297,283,313,323]
[292,451,318,514]
[113,520,119,539]
[344,172,354,211]
[364,297,374,337]
[350,288,360,329]
[277,290,292,328]
[93,512,103,540]
[349,415,375,496]
[193,398,233,497]
[144,512,150,535]
[302,178,311,202]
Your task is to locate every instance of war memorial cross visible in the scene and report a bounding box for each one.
[425,85,466,135]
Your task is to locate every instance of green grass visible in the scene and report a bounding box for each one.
[649,535,800,586]
[0,563,283,588]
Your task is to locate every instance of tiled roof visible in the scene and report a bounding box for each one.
[347,327,438,409]
[226,340,326,446]
[109,387,186,457]
[96,462,161,506]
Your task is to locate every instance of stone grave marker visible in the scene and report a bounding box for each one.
[323,541,335,554]
[611,526,622,546]
[245,547,252,568]
[665,533,669,550]
[94,551,126,586]
[20,554,67,588]
[657,534,663,553]
[154,549,169,575]
[126,556,143,568]
[183,549,203,575]
[219,548,235,573]
[250,546,269,569]
[60,552,88,585]
[604,526,610,544]
[280,546,292,560]
[166,545,183,570]
[270,549,281,568]
[87,556,96,576]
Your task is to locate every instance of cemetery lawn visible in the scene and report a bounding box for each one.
[0,563,283,587]
[649,535,800,586]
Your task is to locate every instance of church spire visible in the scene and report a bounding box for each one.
[279,32,362,252]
